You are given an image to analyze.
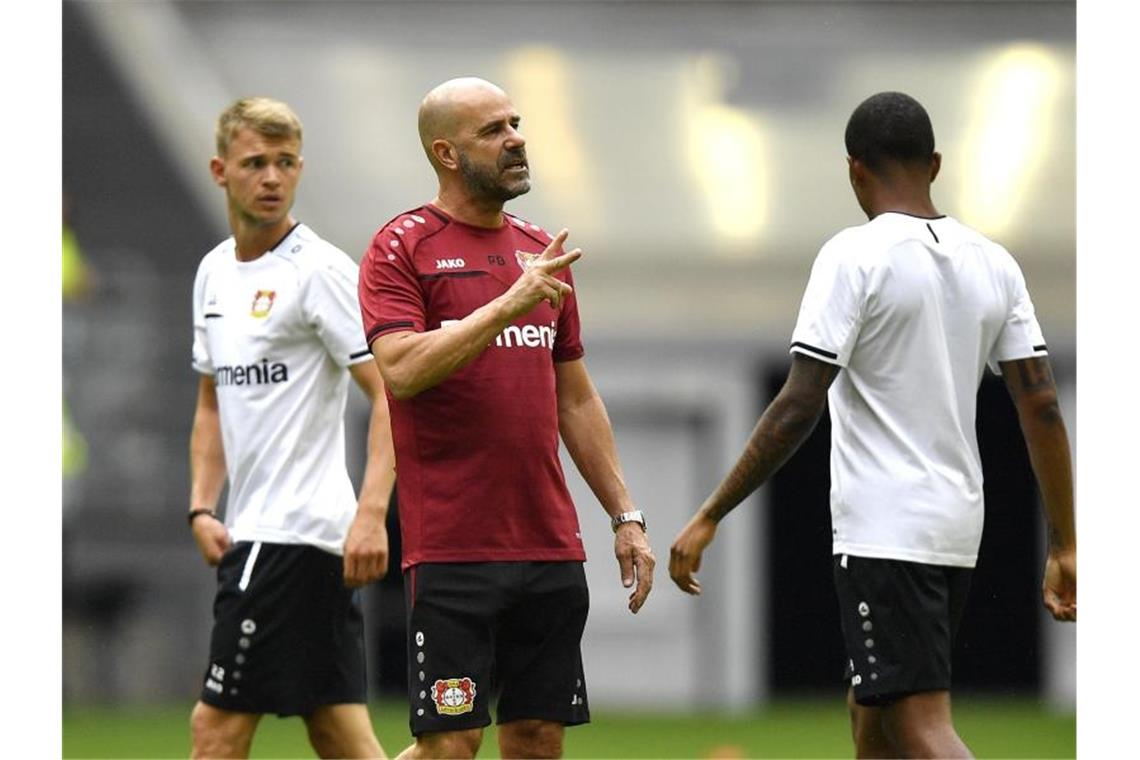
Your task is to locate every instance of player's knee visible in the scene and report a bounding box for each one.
[846,692,892,758]
[189,702,252,758]
[499,719,564,759]
[304,708,384,759]
[845,689,860,735]
[885,723,950,758]
[416,727,483,759]
[305,718,342,758]
[849,709,877,751]
[881,693,962,758]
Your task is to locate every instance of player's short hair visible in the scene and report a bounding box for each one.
[844,92,935,173]
[215,97,303,157]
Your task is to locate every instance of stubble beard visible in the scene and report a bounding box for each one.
[458,151,531,204]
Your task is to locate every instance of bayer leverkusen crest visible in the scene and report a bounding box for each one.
[514,250,540,272]
[432,677,477,715]
[250,290,276,318]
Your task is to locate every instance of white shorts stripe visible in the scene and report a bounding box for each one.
[238,541,262,592]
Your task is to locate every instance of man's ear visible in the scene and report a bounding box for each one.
[930,152,942,184]
[847,155,864,188]
[432,139,459,171]
[209,156,226,188]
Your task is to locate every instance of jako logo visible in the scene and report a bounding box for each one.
[441,319,557,349]
[435,258,466,269]
[216,359,289,387]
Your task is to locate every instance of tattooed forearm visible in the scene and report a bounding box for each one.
[703,400,823,522]
[1013,357,1054,395]
[1001,355,1075,552]
[1003,356,1062,425]
[702,356,838,523]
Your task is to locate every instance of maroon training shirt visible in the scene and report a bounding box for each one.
[359,204,587,570]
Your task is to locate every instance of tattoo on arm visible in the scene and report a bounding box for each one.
[704,356,838,522]
[1012,357,1054,395]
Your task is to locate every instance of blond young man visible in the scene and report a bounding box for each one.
[187,97,393,759]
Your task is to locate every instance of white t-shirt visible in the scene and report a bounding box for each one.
[790,212,1047,567]
[192,223,372,555]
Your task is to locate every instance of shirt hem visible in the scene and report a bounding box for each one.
[229,528,345,557]
[553,347,586,363]
[401,548,586,571]
[832,542,977,568]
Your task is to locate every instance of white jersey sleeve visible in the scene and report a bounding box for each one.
[790,234,865,367]
[987,250,1048,373]
[191,255,215,375]
[301,249,372,368]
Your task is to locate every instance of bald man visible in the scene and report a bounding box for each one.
[358,78,656,759]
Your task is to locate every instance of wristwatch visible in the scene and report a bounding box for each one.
[611,510,647,533]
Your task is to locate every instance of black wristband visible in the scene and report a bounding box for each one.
[187,508,218,527]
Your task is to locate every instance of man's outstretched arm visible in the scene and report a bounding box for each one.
[669,354,838,595]
[1000,356,1076,621]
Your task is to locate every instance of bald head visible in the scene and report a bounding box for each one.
[416,77,530,207]
[418,77,511,169]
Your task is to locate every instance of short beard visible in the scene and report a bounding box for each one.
[458,151,530,203]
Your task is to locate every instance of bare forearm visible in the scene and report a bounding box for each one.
[560,396,635,517]
[357,398,396,518]
[1001,357,1076,552]
[189,409,226,513]
[1020,404,1076,550]
[376,297,517,399]
[701,391,825,523]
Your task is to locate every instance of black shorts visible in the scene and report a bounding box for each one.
[404,561,590,736]
[199,541,367,717]
[834,554,972,706]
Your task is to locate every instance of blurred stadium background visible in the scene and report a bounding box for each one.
[62,1,1075,757]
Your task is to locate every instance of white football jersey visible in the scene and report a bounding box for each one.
[790,212,1047,567]
[192,223,372,555]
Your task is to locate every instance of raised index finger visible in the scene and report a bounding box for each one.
[539,228,570,261]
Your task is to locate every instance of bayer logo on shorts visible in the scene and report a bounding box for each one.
[241,619,257,635]
[432,677,477,715]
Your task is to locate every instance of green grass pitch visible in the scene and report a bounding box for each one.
[63,696,1074,758]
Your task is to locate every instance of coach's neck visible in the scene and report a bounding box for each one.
[432,187,506,229]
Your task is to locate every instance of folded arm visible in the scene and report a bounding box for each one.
[370,231,579,400]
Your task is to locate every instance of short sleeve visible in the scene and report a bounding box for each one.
[359,232,426,347]
[789,239,865,367]
[553,267,585,363]
[191,259,214,375]
[987,254,1047,373]
[301,250,371,368]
